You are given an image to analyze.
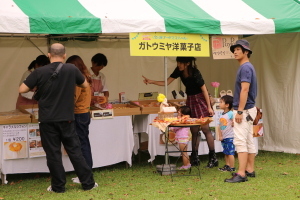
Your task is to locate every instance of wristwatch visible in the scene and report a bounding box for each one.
[237,111,243,115]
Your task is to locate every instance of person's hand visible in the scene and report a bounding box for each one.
[92,96,106,104]
[142,75,153,85]
[219,135,223,141]
[97,96,106,104]
[208,107,214,116]
[235,113,243,123]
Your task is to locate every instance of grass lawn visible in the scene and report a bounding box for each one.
[1,150,300,200]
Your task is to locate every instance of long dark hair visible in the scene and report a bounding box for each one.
[28,60,36,70]
[66,55,92,85]
[176,57,197,77]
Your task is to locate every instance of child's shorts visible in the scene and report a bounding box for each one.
[176,137,189,144]
[221,138,235,155]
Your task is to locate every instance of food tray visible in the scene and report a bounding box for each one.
[130,100,160,114]
[91,103,141,116]
[16,104,39,123]
[0,109,31,124]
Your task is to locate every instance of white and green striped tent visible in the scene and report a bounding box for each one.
[1,0,300,35]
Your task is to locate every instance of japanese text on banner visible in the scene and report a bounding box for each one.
[130,32,210,57]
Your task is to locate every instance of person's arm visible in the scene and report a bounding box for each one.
[217,125,223,141]
[74,86,81,103]
[19,83,31,93]
[235,82,250,123]
[142,75,175,86]
[78,79,88,88]
[201,84,214,116]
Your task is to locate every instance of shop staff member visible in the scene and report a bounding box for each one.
[16,55,50,108]
[89,53,109,106]
[225,39,257,183]
[19,43,98,193]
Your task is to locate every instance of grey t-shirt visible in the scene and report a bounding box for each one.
[233,62,257,110]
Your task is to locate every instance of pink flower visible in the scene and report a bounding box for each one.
[211,82,220,88]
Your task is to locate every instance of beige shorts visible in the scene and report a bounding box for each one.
[233,107,257,153]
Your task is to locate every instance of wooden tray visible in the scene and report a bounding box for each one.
[17,104,39,123]
[91,104,141,116]
[130,100,160,114]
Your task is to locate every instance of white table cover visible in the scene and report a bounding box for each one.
[0,116,134,175]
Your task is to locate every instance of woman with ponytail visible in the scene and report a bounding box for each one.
[142,57,218,168]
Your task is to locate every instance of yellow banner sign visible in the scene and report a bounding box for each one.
[130,32,210,57]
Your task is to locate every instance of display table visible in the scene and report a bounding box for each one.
[133,114,223,162]
[0,116,134,183]
[133,114,258,162]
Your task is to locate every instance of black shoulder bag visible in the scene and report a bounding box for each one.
[33,63,64,101]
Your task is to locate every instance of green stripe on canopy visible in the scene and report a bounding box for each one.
[146,0,221,34]
[244,0,300,33]
[13,0,101,34]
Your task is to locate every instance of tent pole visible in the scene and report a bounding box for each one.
[164,57,168,96]
[164,56,169,165]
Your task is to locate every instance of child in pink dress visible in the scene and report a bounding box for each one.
[170,106,192,170]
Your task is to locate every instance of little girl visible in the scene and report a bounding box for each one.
[170,106,192,170]
[217,95,235,172]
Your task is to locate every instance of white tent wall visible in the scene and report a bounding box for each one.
[0,37,48,110]
[1,32,300,153]
[248,33,300,154]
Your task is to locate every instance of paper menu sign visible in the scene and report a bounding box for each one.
[28,123,46,158]
[211,35,239,59]
[2,124,28,159]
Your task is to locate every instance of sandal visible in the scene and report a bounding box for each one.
[178,164,191,170]
[227,90,233,97]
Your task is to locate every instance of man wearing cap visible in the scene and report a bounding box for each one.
[225,39,257,183]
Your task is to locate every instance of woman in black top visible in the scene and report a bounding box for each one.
[143,57,218,168]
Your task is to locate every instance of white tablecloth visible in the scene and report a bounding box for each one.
[133,114,258,162]
[0,116,134,175]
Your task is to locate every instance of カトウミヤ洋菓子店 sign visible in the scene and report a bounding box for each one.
[130,32,209,57]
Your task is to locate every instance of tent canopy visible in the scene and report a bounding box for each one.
[1,0,300,35]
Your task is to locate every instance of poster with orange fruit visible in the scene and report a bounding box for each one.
[2,124,28,159]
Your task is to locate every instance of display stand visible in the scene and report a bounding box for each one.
[158,124,201,181]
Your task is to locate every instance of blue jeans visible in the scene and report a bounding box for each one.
[75,112,93,169]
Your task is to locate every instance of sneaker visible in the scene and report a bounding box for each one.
[85,182,99,191]
[218,165,230,172]
[224,173,248,183]
[47,186,53,192]
[47,186,65,193]
[71,177,81,184]
[177,164,191,170]
[246,171,256,177]
[232,171,255,177]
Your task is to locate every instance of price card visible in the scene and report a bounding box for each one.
[2,124,28,159]
[28,123,46,158]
